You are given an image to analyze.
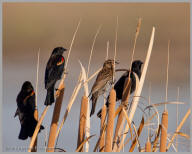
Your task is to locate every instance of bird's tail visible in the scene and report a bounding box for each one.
[44,86,55,106]
[18,125,28,140]
[90,93,99,117]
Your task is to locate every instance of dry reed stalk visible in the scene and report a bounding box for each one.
[112,16,118,84]
[93,124,107,152]
[115,27,155,153]
[152,124,161,152]
[99,104,107,152]
[176,87,179,151]
[31,109,39,152]
[166,109,191,151]
[31,50,40,152]
[160,110,168,152]
[105,88,116,152]
[165,40,170,110]
[76,135,95,152]
[55,72,83,140]
[28,106,49,152]
[113,78,131,150]
[106,41,109,60]
[79,61,90,152]
[129,116,144,152]
[46,83,65,152]
[87,25,102,77]
[62,19,81,81]
[145,141,152,152]
[129,18,142,76]
[77,96,88,152]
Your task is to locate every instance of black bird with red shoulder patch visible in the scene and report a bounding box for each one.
[44,47,67,106]
[14,81,44,140]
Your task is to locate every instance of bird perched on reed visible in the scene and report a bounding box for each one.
[89,59,119,117]
[97,60,143,118]
[14,81,44,140]
[44,47,67,106]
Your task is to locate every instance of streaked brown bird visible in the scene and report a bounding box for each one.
[89,59,118,117]
[97,60,143,118]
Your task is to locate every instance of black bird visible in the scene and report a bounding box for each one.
[14,81,44,140]
[44,47,67,106]
[89,59,118,117]
[97,60,143,118]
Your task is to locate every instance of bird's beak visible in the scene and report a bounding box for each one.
[63,48,67,52]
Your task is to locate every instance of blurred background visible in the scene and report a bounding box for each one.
[3,2,190,152]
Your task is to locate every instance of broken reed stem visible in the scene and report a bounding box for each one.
[113,78,131,150]
[105,88,116,152]
[113,16,118,85]
[46,83,65,152]
[106,41,109,60]
[28,106,49,152]
[145,141,152,152]
[166,109,191,151]
[87,25,102,78]
[165,40,170,110]
[99,104,107,152]
[117,27,155,152]
[77,96,88,152]
[160,110,168,152]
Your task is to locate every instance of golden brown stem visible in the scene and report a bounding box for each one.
[145,141,151,152]
[28,106,49,152]
[105,88,116,152]
[99,104,107,152]
[31,109,39,152]
[46,83,65,152]
[77,96,88,152]
[160,110,168,152]
[113,78,131,150]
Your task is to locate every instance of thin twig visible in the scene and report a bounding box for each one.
[113,16,118,85]
[87,25,102,78]
[165,40,170,110]
[62,19,81,82]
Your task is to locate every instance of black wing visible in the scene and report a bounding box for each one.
[45,55,65,89]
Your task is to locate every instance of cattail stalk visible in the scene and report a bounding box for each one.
[113,77,131,150]
[160,110,168,152]
[99,104,107,152]
[145,141,151,152]
[46,83,65,152]
[105,88,116,152]
[77,96,88,152]
[28,106,49,152]
[166,109,191,151]
[117,27,155,152]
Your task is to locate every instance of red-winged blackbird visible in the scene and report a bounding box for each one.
[44,47,67,106]
[97,60,143,118]
[14,81,44,140]
[89,59,119,117]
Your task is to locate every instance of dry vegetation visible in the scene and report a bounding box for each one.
[27,18,190,152]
